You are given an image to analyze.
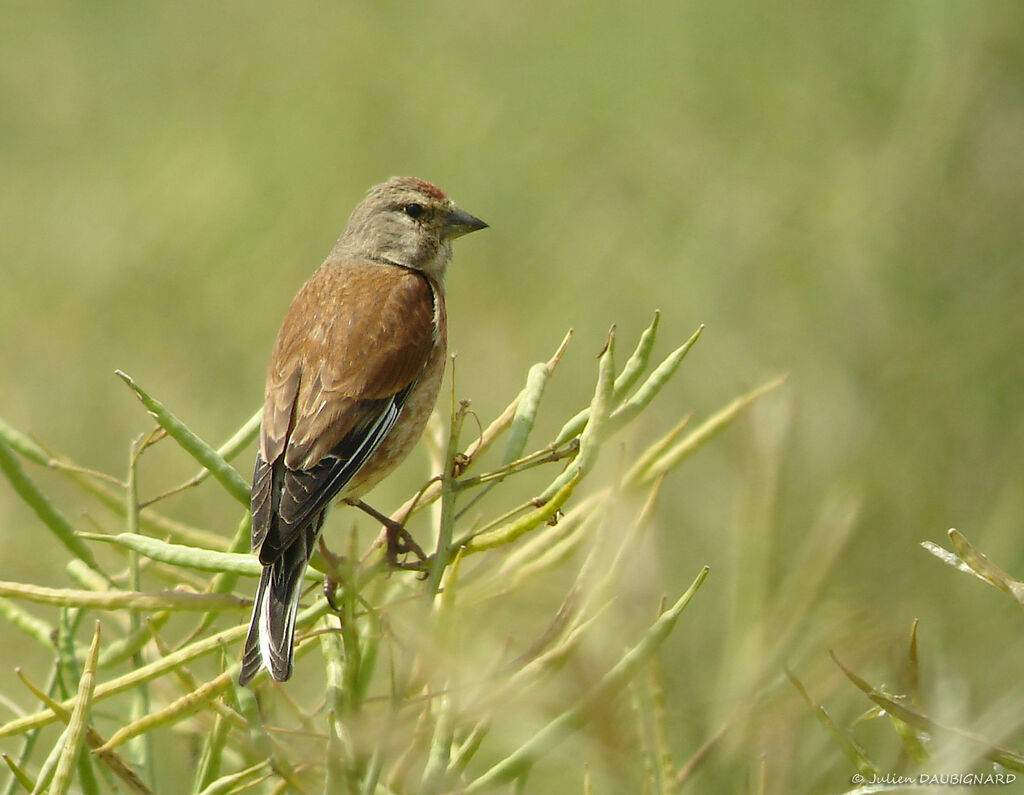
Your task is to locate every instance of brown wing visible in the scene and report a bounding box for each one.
[250,261,437,563]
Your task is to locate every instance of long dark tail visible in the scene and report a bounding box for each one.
[238,514,323,685]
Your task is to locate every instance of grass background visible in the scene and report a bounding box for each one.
[2,1,1024,791]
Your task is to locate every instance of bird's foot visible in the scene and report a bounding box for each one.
[347,498,429,574]
[386,526,430,573]
[318,537,345,612]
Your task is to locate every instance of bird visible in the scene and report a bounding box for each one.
[238,177,487,685]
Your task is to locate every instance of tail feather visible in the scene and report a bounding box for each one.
[238,568,270,685]
[238,513,323,686]
[261,536,309,680]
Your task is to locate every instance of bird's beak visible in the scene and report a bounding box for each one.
[443,206,488,239]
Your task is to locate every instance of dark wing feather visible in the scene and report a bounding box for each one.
[278,388,410,528]
[258,386,412,563]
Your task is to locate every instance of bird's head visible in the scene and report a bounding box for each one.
[335,176,487,280]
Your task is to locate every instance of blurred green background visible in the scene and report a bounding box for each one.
[2,0,1024,791]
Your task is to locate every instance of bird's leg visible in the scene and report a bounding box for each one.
[318,537,345,612]
[346,499,428,571]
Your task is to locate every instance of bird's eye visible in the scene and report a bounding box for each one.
[403,203,425,219]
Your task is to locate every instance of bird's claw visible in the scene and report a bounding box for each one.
[318,537,346,611]
[386,526,430,574]
[323,576,343,612]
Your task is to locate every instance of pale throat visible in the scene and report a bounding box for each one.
[418,241,453,282]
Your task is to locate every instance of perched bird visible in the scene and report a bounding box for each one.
[238,177,487,685]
